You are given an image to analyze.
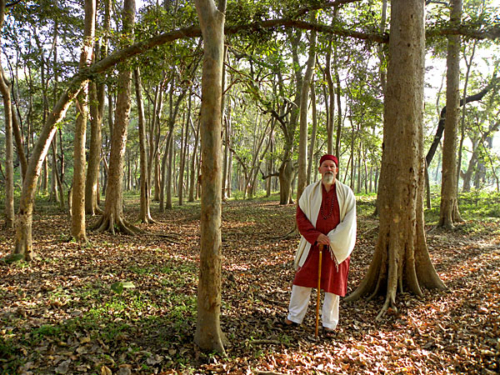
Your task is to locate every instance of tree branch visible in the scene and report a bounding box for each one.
[426,77,499,166]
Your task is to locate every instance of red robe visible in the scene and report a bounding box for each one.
[292,183,350,296]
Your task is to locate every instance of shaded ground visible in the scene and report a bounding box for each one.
[0,194,499,374]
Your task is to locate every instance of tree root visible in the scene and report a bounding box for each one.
[140,215,157,224]
[268,226,298,240]
[376,296,398,321]
[156,233,185,244]
[92,214,143,235]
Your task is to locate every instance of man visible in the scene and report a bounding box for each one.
[285,154,356,336]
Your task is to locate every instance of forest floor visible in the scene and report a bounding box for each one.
[0,193,499,375]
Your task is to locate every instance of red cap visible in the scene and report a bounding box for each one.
[319,154,338,167]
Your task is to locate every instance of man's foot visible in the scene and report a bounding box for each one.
[284,318,300,327]
[323,327,336,338]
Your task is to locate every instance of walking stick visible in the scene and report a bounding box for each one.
[315,244,324,339]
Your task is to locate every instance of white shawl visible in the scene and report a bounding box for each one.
[294,180,357,270]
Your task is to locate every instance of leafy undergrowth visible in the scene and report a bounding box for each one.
[0,196,499,374]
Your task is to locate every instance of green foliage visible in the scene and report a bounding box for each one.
[110,281,136,295]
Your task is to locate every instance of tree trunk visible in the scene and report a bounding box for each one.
[307,80,317,185]
[92,0,140,236]
[193,0,228,354]
[324,24,335,155]
[71,0,96,243]
[278,31,302,205]
[0,64,14,229]
[346,0,445,318]
[334,44,342,160]
[179,94,191,206]
[86,0,110,216]
[0,0,14,229]
[457,40,477,192]
[439,0,464,229]
[12,103,28,181]
[134,68,155,223]
[166,130,174,209]
[297,14,316,201]
[189,118,201,202]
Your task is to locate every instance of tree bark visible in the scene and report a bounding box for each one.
[193,0,228,354]
[86,0,110,216]
[0,64,14,229]
[71,0,96,243]
[297,15,317,201]
[134,68,155,223]
[278,31,302,205]
[306,82,318,186]
[189,118,201,202]
[0,0,14,229]
[92,0,140,236]
[178,94,191,206]
[439,0,464,229]
[346,0,445,318]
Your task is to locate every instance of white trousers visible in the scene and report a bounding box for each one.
[287,285,340,330]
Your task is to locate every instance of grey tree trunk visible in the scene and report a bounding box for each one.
[193,0,228,354]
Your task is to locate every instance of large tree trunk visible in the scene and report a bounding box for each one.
[134,68,155,223]
[92,0,140,235]
[193,0,228,354]
[296,17,317,201]
[439,0,463,229]
[71,0,96,243]
[346,0,445,318]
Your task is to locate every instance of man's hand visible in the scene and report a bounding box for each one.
[316,233,330,246]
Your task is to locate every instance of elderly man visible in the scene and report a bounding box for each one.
[285,154,357,336]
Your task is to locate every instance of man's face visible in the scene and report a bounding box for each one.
[319,160,338,184]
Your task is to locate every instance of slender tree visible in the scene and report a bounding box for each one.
[193,0,228,354]
[86,0,111,215]
[0,0,14,229]
[71,0,96,243]
[134,67,155,223]
[296,14,317,201]
[439,0,464,229]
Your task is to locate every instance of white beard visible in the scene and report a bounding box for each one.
[323,173,334,185]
